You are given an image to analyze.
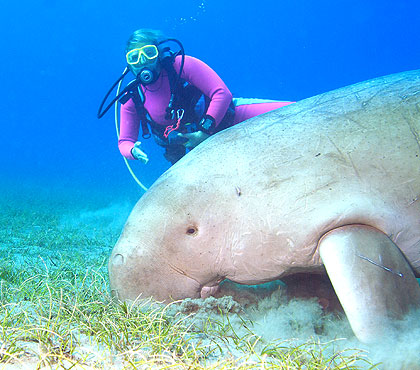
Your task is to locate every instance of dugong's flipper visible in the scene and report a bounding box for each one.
[319,225,420,343]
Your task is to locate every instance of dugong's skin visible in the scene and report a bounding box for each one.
[109,70,420,312]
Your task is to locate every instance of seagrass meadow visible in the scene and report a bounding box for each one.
[4,185,420,370]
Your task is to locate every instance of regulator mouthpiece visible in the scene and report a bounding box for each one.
[139,68,155,85]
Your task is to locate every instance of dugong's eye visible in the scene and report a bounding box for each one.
[186,226,198,236]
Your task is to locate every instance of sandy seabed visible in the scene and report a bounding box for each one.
[1,187,420,369]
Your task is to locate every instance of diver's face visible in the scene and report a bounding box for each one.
[126,44,161,78]
[129,57,161,77]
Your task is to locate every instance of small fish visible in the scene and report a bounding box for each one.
[358,254,403,277]
[235,186,242,197]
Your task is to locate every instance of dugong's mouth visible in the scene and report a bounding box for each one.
[108,251,204,302]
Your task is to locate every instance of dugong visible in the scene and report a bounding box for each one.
[109,70,420,343]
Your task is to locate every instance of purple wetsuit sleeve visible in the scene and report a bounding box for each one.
[173,55,232,128]
[118,99,139,160]
[234,101,295,125]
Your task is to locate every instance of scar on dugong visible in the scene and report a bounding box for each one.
[109,69,420,343]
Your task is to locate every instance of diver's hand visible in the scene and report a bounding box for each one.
[179,131,210,149]
[131,142,149,164]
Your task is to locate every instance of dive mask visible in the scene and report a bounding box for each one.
[126,45,160,85]
[126,45,159,65]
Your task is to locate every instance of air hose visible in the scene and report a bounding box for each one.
[115,67,148,192]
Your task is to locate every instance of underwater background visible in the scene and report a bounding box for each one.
[1,0,419,201]
[0,1,420,368]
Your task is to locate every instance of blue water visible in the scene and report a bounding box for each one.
[0,0,419,201]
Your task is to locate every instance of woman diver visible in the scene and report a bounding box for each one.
[99,29,293,165]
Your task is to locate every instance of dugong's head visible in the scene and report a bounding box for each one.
[108,157,236,302]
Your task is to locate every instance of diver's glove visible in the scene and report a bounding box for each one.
[178,131,210,149]
[198,115,216,134]
[131,141,149,164]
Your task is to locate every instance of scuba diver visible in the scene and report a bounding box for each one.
[98,29,293,165]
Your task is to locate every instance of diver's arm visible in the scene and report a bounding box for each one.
[119,99,140,160]
[174,55,232,133]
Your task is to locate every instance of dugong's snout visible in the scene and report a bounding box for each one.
[108,247,202,302]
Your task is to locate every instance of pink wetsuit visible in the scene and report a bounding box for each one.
[119,55,293,160]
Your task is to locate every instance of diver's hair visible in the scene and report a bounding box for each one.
[125,29,167,52]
